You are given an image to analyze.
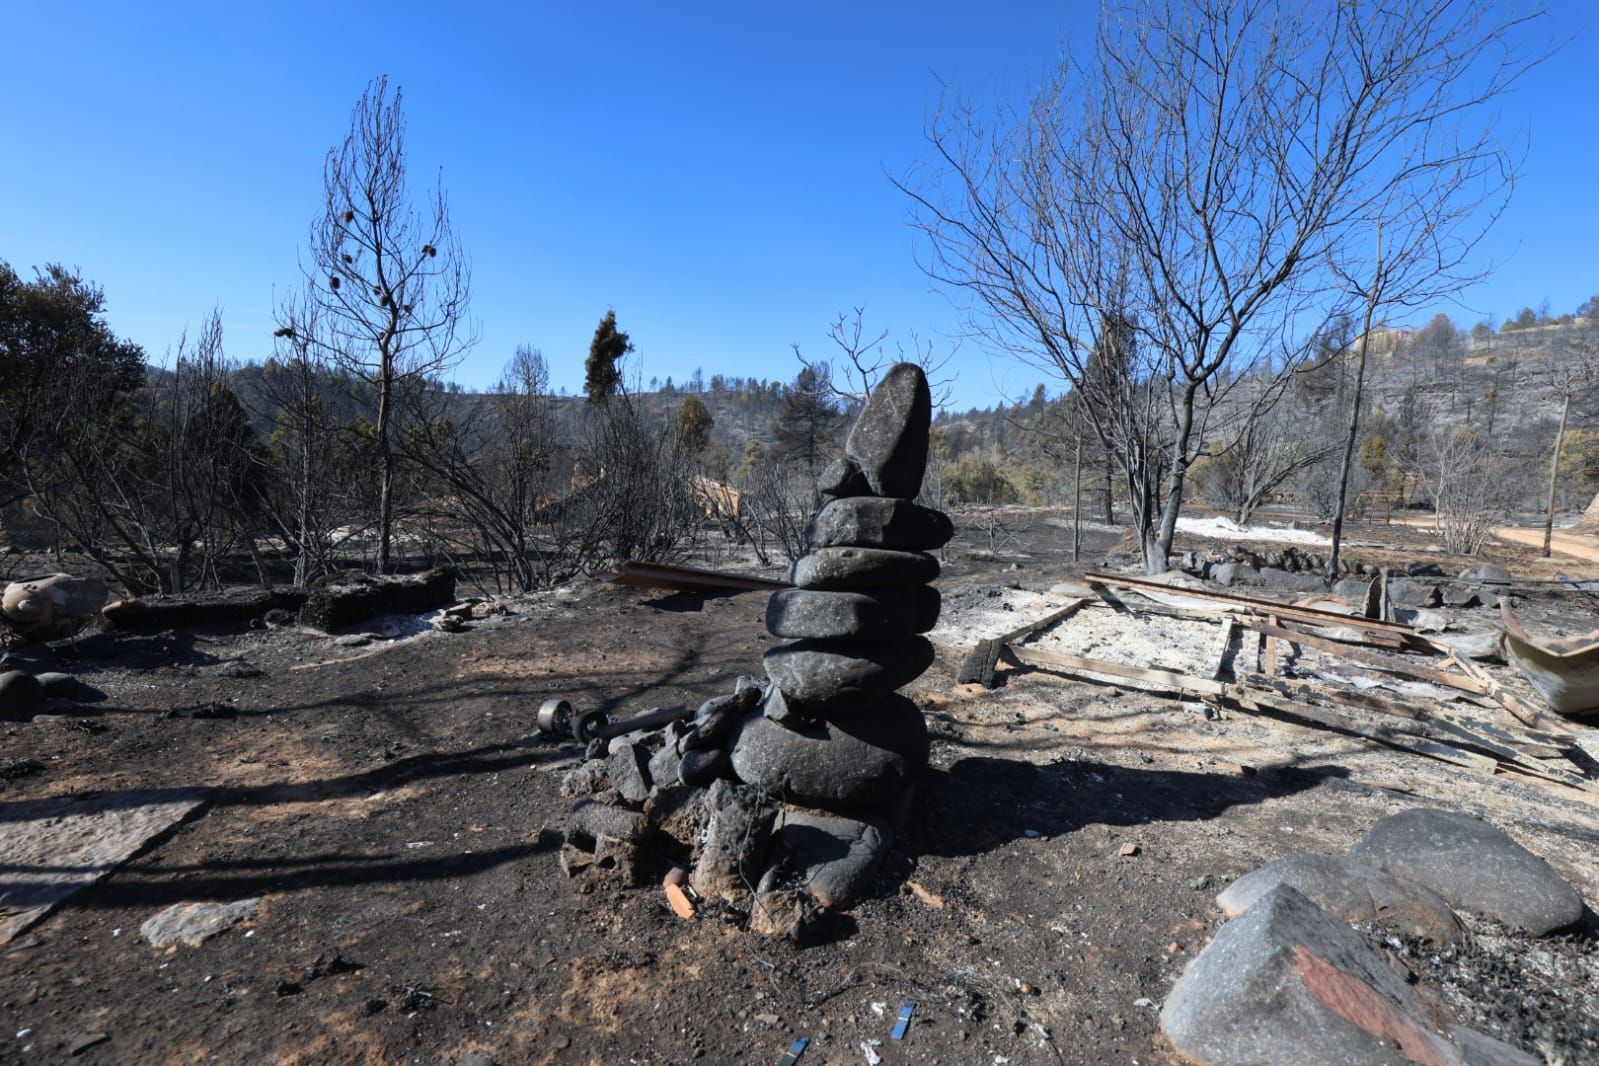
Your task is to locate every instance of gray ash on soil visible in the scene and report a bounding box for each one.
[1384,913,1599,1064]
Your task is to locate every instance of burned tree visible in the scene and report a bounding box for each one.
[903,0,1546,573]
[303,75,473,573]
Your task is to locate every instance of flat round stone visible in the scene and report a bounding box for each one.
[844,363,931,499]
[730,694,929,809]
[764,637,936,713]
[789,547,940,590]
[1347,808,1583,936]
[765,587,940,640]
[805,497,953,551]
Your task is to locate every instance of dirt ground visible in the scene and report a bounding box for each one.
[2,510,1597,1064]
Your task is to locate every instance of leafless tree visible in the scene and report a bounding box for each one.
[1538,327,1599,555]
[795,307,957,409]
[302,75,473,573]
[901,0,1546,574]
[262,295,345,585]
[398,346,578,591]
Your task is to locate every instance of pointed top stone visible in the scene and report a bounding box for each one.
[845,363,931,499]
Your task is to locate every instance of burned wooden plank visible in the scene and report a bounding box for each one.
[956,598,1089,689]
[1083,572,1418,641]
[956,639,1005,688]
[1240,619,1491,697]
[601,561,791,594]
[1210,618,1237,682]
[1007,645,1228,699]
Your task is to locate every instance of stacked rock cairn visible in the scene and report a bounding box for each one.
[561,363,950,940]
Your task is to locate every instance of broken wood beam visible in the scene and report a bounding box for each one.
[958,598,1090,689]
[1083,572,1419,641]
[601,560,791,594]
[1240,619,1491,697]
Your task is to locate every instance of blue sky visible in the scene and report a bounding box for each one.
[4,2,1594,409]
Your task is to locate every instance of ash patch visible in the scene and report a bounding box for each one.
[1385,914,1599,1064]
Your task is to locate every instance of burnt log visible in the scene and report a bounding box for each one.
[298,568,457,632]
[102,568,456,633]
[103,588,311,630]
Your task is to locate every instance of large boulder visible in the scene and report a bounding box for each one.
[730,694,929,809]
[789,547,940,590]
[843,363,932,499]
[1217,852,1462,944]
[1347,809,1584,936]
[764,587,940,641]
[763,638,936,714]
[2,574,108,641]
[804,497,954,552]
[1163,884,1528,1066]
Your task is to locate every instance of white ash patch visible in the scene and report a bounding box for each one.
[927,586,1056,645]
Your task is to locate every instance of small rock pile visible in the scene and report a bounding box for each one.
[1162,808,1589,1066]
[559,364,949,939]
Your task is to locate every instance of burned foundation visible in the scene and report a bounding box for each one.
[559,364,947,938]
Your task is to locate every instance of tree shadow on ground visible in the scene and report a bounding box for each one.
[638,589,742,613]
[0,738,573,910]
[912,755,1347,858]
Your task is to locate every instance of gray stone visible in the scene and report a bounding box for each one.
[817,456,871,499]
[32,672,78,695]
[569,800,649,844]
[774,809,892,909]
[1162,884,1462,1066]
[647,740,684,790]
[691,780,778,902]
[1386,579,1439,608]
[844,363,932,499]
[1453,1026,1542,1066]
[804,497,954,551]
[730,694,928,809]
[678,747,730,787]
[1210,562,1263,587]
[1392,606,1450,633]
[687,684,764,750]
[789,547,940,590]
[0,671,44,721]
[765,587,940,641]
[1217,852,1462,944]
[1435,630,1504,662]
[1347,808,1584,935]
[1259,567,1328,593]
[605,742,652,804]
[761,584,933,642]
[763,638,936,713]
[457,1054,499,1066]
[1460,564,1512,584]
[1441,586,1480,608]
[140,898,260,947]
[760,685,805,726]
[1479,591,1500,608]
[1333,578,1374,601]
